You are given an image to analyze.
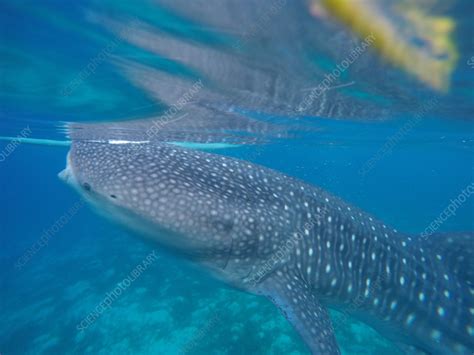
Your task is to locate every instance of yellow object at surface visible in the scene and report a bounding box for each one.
[317,0,458,91]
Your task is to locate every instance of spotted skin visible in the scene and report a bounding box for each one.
[59,141,474,354]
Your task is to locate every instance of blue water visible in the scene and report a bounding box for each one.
[1,1,474,354]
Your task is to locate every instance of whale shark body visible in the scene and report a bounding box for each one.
[60,141,474,354]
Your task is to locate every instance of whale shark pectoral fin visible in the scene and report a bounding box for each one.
[258,273,341,354]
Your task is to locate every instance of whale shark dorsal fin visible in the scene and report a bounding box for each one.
[257,273,340,354]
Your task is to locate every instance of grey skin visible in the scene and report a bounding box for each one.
[59,141,474,354]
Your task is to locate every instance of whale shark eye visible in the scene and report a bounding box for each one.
[110,194,117,199]
[82,182,91,191]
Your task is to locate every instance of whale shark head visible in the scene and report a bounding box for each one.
[59,141,239,268]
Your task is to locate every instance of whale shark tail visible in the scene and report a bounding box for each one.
[421,232,474,288]
[420,232,474,352]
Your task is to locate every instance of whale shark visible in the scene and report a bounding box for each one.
[59,140,474,354]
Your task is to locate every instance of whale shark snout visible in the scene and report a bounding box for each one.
[58,151,75,184]
[61,140,474,354]
[58,155,70,182]
[57,168,70,182]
